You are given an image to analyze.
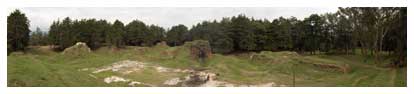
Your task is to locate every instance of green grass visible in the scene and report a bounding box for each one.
[7,45,406,87]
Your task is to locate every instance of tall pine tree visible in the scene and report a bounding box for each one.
[7,9,31,54]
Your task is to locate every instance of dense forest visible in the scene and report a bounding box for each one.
[8,7,407,65]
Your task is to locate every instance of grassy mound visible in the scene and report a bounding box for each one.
[7,44,406,87]
[184,40,213,59]
[247,51,350,73]
[250,51,300,64]
[62,42,91,56]
[300,56,351,73]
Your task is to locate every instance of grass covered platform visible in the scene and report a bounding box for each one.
[7,44,406,87]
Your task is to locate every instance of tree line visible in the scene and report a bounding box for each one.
[48,18,166,50]
[8,8,406,64]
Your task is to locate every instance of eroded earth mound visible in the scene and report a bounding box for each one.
[62,42,91,55]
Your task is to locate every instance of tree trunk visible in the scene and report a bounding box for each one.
[377,27,388,65]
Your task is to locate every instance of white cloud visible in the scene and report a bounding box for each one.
[9,7,338,31]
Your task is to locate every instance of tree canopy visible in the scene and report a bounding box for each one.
[9,8,407,64]
[7,9,31,54]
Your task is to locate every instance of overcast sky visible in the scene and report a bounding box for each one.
[9,7,338,31]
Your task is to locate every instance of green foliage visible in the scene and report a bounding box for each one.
[111,20,126,48]
[58,17,76,50]
[11,8,406,62]
[125,20,148,46]
[267,17,298,51]
[30,27,48,46]
[302,14,326,54]
[147,25,166,46]
[229,14,257,51]
[7,9,31,54]
[187,21,234,53]
[48,18,165,50]
[338,7,407,65]
[166,24,188,46]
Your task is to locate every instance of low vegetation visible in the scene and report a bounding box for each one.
[8,42,406,86]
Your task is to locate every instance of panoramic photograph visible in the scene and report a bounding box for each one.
[7,7,406,87]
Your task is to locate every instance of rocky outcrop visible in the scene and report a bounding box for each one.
[92,60,280,87]
[93,60,146,74]
[162,71,220,87]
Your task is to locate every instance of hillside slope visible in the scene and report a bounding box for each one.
[7,44,406,87]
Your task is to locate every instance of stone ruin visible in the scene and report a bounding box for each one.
[182,71,218,86]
